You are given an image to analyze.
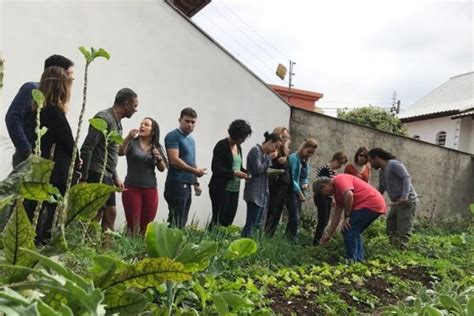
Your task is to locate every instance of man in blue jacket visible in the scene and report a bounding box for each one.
[5,55,74,167]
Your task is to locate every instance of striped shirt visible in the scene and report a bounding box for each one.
[316,164,336,178]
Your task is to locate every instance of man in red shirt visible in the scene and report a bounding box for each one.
[314,174,387,261]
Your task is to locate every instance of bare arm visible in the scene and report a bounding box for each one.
[343,190,354,216]
[167,148,206,177]
[118,129,138,156]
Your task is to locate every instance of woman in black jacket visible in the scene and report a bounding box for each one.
[208,120,252,229]
[34,66,76,243]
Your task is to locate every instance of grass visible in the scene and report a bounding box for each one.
[56,216,473,314]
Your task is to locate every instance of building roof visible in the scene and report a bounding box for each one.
[400,71,474,122]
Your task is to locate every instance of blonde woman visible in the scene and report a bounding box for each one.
[286,138,318,238]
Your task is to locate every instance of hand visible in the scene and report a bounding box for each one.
[397,197,408,205]
[342,217,351,231]
[298,192,306,202]
[234,171,250,179]
[269,151,278,159]
[77,158,83,170]
[277,156,287,164]
[127,129,139,139]
[194,168,207,177]
[194,184,202,196]
[114,178,125,190]
[152,148,162,162]
[320,234,331,244]
[302,183,309,190]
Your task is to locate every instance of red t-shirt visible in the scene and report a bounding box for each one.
[333,174,386,214]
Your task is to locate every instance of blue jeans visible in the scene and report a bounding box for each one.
[342,209,381,262]
[242,202,264,237]
[164,181,192,229]
[285,193,301,238]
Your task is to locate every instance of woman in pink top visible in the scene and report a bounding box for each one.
[313,174,386,262]
[344,146,371,183]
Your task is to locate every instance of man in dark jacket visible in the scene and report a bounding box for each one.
[5,55,74,167]
[80,88,138,232]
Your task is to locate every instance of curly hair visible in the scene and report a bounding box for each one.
[228,119,252,140]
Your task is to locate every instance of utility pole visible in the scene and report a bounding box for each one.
[288,60,295,103]
[391,91,400,114]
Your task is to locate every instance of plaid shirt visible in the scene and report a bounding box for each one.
[243,144,271,207]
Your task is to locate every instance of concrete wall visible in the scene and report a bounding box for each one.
[290,107,474,221]
[0,0,290,227]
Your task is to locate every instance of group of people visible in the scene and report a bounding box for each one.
[5,54,418,262]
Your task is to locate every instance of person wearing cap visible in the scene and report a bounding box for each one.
[315,174,386,262]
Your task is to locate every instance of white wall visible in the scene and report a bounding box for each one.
[459,117,474,153]
[405,116,462,150]
[0,0,290,227]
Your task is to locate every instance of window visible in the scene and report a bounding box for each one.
[436,131,446,146]
[413,135,420,140]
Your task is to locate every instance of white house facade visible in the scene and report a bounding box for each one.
[400,72,474,153]
[0,0,290,227]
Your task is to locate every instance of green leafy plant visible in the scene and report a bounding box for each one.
[337,105,409,136]
[56,46,110,231]
[88,117,123,183]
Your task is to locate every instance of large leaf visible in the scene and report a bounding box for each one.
[175,241,218,272]
[218,291,252,312]
[92,48,110,60]
[226,238,258,260]
[108,130,123,145]
[145,222,185,259]
[66,183,119,226]
[89,118,108,134]
[211,293,229,315]
[438,294,462,312]
[3,201,36,281]
[21,248,91,290]
[18,156,56,201]
[102,257,191,291]
[104,289,149,315]
[90,255,130,288]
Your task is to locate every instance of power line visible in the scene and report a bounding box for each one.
[197,10,276,83]
[211,2,286,66]
[203,4,285,80]
[217,1,291,62]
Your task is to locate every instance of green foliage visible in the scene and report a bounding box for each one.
[2,201,35,281]
[337,105,409,136]
[380,281,474,316]
[93,256,192,291]
[17,156,58,202]
[226,238,258,259]
[65,183,119,226]
[1,248,105,315]
[79,47,110,64]
[145,223,218,272]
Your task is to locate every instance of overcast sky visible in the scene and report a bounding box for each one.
[193,0,473,115]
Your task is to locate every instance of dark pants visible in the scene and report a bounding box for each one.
[285,193,301,238]
[88,171,117,231]
[209,188,239,229]
[242,201,264,237]
[342,209,381,262]
[313,194,332,244]
[164,181,192,229]
[265,183,290,236]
